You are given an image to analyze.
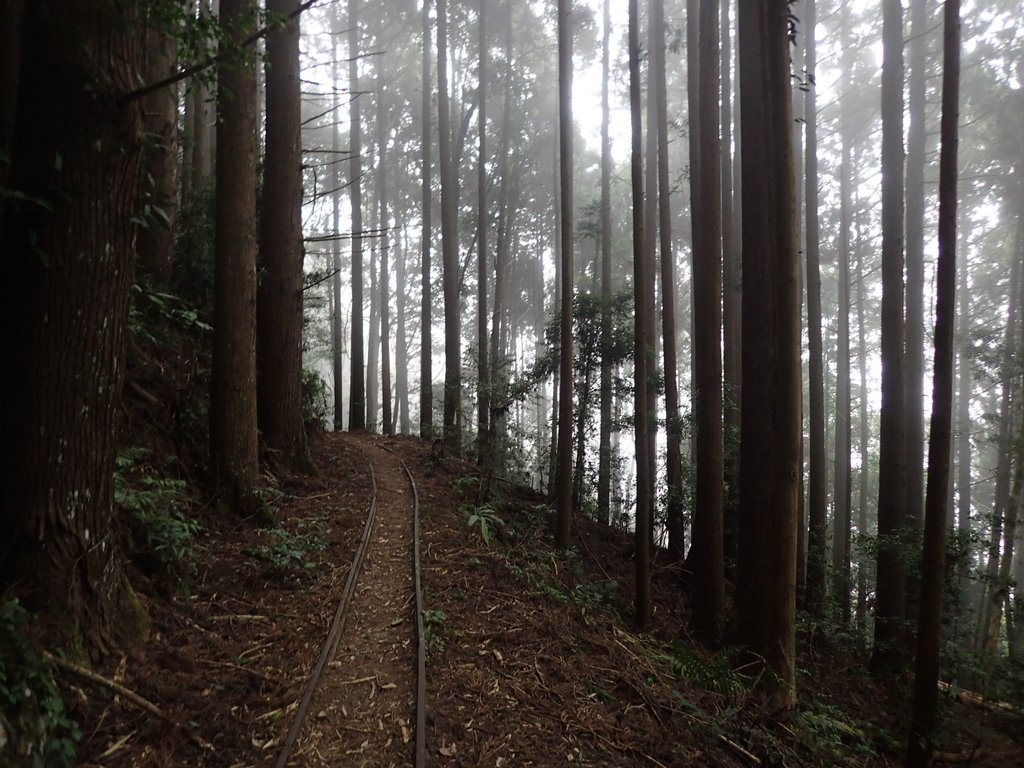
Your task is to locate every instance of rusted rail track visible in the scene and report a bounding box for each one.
[272,439,427,768]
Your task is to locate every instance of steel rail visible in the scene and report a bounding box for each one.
[273,460,379,768]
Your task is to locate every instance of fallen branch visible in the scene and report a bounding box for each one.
[44,652,214,751]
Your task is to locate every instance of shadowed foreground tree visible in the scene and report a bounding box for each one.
[348,0,367,431]
[211,0,262,515]
[907,0,960,762]
[735,0,800,708]
[1,0,145,654]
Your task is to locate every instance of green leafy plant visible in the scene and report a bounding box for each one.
[246,523,326,575]
[423,609,448,652]
[463,504,501,546]
[115,449,202,580]
[0,601,80,767]
[795,703,877,764]
[652,641,750,699]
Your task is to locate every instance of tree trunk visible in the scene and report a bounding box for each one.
[735,0,800,708]
[138,17,178,285]
[956,256,972,534]
[871,0,908,675]
[721,0,740,572]
[257,0,311,471]
[597,0,614,527]
[652,0,684,562]
[803,0,827,621]
[690,0,725,641]
[377,59,393,436]
[904,0,930,636]
[397,222,410,434]
[438,0,461,454]
[832,0,854,624]
[629,0,652,630]
[554,0,575,549]
[348,0,366,431]
[1,0,144,655]
[211,0,261,515]
[906,3,959,761]
[331,15,344,430]
[420,0,434,439]
[477,0,490,460]
[368,220,380,428]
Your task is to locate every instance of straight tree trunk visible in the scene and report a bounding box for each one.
[138,18,178,285]
[376,59,393,436]
[904,0,930,634]
[420,0,434,438]
[856,215,871,633]
[691,0,725,641]
[397,224,410,434]
[832,0,854,623]
[331,18,344,430]
[554,0,575,549]
[257,0,311,471]
[477,0,490,459]
[906,3,959,761]
[597,0,614,527]
[803,0,827,620]
[654,0,684,562]
[735,0,800,708]
[1,0,144,653]
[872,0,908,675]
[368,221,380,428]
[956,259,972,534]
[721,0,740,570]
[191,1,214,193]
[438,0,462,453]
[348,0,367,431]
[628,0,652,630]
[211,0,261,515]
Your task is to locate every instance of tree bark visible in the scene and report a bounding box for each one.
[735,0,800,708]
[803,0,827,621]
[906,2,959,761]
[554,0,575,549]
[477,0,490,460]
[376,55,392,436]
[257,0,311,470]
[438,0,461,454]
[420,0,434,439]
[348,0,366,431]
[1,0,144,654]
[331,13,344,430]
[211,0,261,515]
[690,0,725,641]
[597,0,613,527]
[872,0,908,675]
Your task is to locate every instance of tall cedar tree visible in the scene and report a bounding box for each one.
[654,0,684,561]
[735,0,801,708]
[597,0,614,525]
[904,0,929,632]
[438,0,462,454]
[832,0,854,624]
[1,0,143,653]
[376,47,393,436]
[348,0,367,431]
[691,0,725,640]
[420,0,434,438]
[629,0,652,630]
[331,8,345,430]
[211,0,262,516]
[804,0,827,619]
[721,0,741,571]
[477,0,490,458]
[258,0,312,470]
[554,0,575,549]
[872,0,908,674]
[906,1,959,761]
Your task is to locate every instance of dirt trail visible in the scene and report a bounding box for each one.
[283,434,418,767]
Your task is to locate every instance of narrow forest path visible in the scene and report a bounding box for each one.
[278,433,420,767]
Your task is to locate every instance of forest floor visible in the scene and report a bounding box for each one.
[69,432,1024,767]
